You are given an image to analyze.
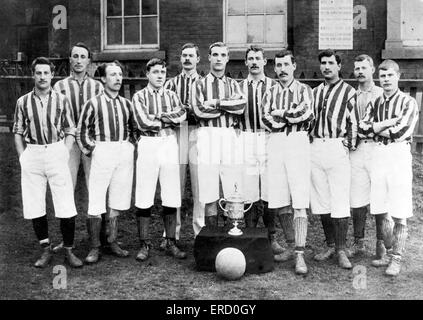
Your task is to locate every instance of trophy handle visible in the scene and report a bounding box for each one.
[218,198,228,212]
[244,202,253,213]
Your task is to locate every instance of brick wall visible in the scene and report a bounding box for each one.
[293,0,387,79]
[68,0,102,56]
[3,0,414,79]
[160,0,223,76]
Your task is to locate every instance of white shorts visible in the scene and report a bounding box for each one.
[310,138,351,218]
[350,140,374,208]
[135,134,181,209]
[267,131,310,209]
[88,141,134,216]
[243,131,268,203]
[68,141,91,189]
[20,141,77,220]
[175,120,191,165]
[370,141,413,219]
[197,127,244,204]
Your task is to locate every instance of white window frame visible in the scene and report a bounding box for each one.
[223,0,288,50]
[100,0,160,51]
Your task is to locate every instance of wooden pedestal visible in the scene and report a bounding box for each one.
[193,226,274,274]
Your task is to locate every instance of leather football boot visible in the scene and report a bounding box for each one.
[166,239,187,259]
[108,217,129,258]
[274,242,295,262]
[159,238,167,251]
[269,233,284,255]
[375,240,387,259]
[34,245,53,268]
[295,251,308,275]
[136,241,151,261]
[64,247,83,268]
[385,254,401,276]
[372,255,391,267]
[85,218,101,264]
[337,250,352,269]
[313,245,335,261]
[345,238,366,258]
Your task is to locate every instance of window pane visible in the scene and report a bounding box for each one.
[142,17,157,44]
[247,0,263,14]
[247,15,264,43]
[266,0,285,14]
[124,0,139,16]
[124,17,140,44]
[107,18,122,44]
[228,0,245,15]
[266,15,285,43]
[142,0,157,15]
[107,0,122,16]
[226,16,246,44]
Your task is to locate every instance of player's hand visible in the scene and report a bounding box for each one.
[382,117,400,127]
[271,109,285,118]
[234,128,242,137]
[204,99,217,108]
[290,101,306,111]
[342,139,355,151]
[160,114,174,124]
[359,120,372,131]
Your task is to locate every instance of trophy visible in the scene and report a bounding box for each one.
[218,183,253,236]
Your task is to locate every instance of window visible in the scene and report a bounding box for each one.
[102,0,159,50]
[383,0,423,59]
[224,0,287,49]
[401,0,423,46]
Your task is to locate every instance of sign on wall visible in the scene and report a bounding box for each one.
[319,0,353,50]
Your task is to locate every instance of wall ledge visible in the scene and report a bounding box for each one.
[93,50,166,61]
[228,49,284,60]
[382,48,423,59]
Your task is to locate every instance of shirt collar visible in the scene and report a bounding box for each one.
[324,78,342,88]
[207,72,227,83]
[103,90,121,102]
[247,74,265,85]
[278,79,297,92]
[357,81,376,95]
[147,83,164,96]
[287,79,299,92]
[383,89,399,103]
[181,70,199,80]
[69,72,89,82]
[33,87,53,99]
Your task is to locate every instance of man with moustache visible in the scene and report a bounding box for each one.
[132,58,187,261]
[238,45,283,254]
[262,50,314,274]
[77,61,136,264]
[347,54,385,258]
[13,57,82,268]
[311,49,359,269]
[192,42,246,227]
[54,43,104,188]
[359,59,418,276]
[53,43,106,252]
[162,43,204,243]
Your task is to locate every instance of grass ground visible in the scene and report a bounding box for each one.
[1,132,423,300]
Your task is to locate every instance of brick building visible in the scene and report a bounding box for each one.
[0,0,422,79]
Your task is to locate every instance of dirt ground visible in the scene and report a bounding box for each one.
[1,131,423,300]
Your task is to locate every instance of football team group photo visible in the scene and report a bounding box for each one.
[1,0,423,301]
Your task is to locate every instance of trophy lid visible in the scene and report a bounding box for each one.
[226,183,244,202]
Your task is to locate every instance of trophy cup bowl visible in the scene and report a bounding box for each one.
[218,197,253,236]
